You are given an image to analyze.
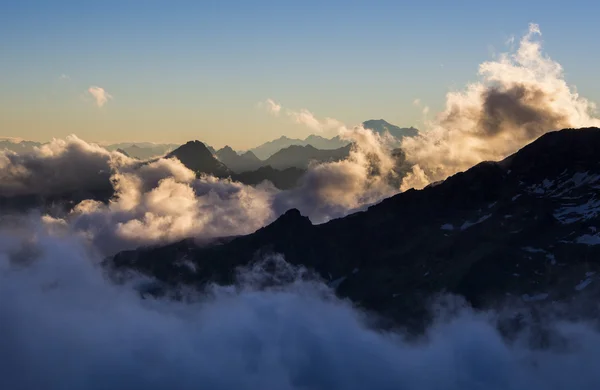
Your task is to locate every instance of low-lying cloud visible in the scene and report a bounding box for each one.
[1,125,402,254]
[401,23,600,190]
[1,230,600,389]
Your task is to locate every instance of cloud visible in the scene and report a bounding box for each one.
[413,98,421,106]
[1,132,403,254]
[400,23,600,191]
[59,74,70,80]
[0,135,129,198]
[259,99,346,134]
[87,86,112,107]
[258,98,282,116]
[274,125,403,222]
[65,164,278,255]
[265,98,282,115]
[286,109,345,133]
[1,229,600,389]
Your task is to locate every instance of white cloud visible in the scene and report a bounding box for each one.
[266,98,281,115]
[400,22,600,191]
[87,86,112,107]
[413,98,421,106]
[59,74,70,80]
[258,98,282,116]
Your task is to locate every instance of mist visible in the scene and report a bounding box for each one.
[1,228,600,389]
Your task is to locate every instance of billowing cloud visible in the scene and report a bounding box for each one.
[0,135,129,198]
[87,86,112,107]
[65,164,278,255]
[1,229,600,389]
[275,125,400,222]
[1,132,402,254]
[401,23,600,190]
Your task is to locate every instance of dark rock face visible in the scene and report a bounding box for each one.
[110,127,600,329]
[166,141,232,178]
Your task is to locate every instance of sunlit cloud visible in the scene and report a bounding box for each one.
[87,86,112,108]
[258,98,282,116]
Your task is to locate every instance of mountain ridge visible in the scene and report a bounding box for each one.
[111,127,600,331]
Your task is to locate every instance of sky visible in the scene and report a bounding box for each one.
[1,0,599,149]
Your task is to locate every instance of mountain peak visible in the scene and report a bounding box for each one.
[362,119,419,138]
[167,140,231,177]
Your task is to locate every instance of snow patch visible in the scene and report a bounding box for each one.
[521,293,549,302]
[554,198,600,224]
[575,278,592,291]
[329,276,347,289]
[460,214,492,231]
[575,234,600,245]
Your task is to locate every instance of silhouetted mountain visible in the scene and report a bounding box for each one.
[362,119,419,140]
[215,146,262,173]
[166,141,231,177]
[303,134,350,150]
[249,135,350,159]
[111,127,600,331]
[262,144,352,169]
[232,166,305,190]
[248,120,414,159]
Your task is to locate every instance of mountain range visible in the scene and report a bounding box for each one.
[247,119,416,159]
[110,127,600,332]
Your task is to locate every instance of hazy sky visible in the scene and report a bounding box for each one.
[1,0,599,149]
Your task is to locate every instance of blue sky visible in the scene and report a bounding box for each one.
[1,0,598,148]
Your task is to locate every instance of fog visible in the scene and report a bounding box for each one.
[1,228,599,389]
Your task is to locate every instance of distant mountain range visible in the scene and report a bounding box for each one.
[0,140,42,154]
[261,144,352,170]
[247,135,348,160]
[111,127,600,332]
[1,119,416,198]
[105,143,179,160]
[215,146,263,173]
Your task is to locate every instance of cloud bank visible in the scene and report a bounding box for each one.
[0,135,127,198]
[401,24,600,191]
[1,231,600,389]
[1,127,401,254]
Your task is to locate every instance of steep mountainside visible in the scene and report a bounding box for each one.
[112,128,600,330]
